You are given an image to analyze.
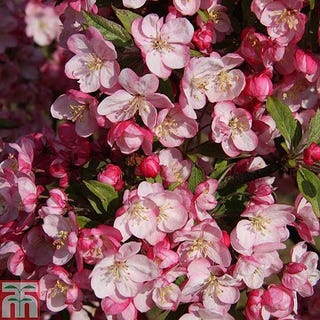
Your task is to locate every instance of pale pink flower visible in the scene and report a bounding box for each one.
[154,106,198,147]
[107,120,153,155]
[173,0,201,16]
[114,186,159,242]
[230,204,295,255]
[98,68,173,128]
[174,219,231,267]
[206,52,245,103]
[258,0,307,46]
[65,27,120,93]
[90,241,159,299]
[42,212,78,265]
[39,188,68,217]
[51,89,100,137]
[101,296,137,320]
[132,14,194,78]
[211,101,258,157]
[182,259,240,315]
[9,137,34,174]
[40,265,79,312]
[292,194,319,244]
[98,164,124,191]
[25,1,61,46]
[233,251,283,289]
[158,148,192,187]
[123,0,146,9]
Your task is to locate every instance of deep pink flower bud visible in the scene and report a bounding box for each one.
[303,142,320,165]
[139,155,160,178]
[98,164,124,191]
[221,230,231,247]
[295,48,318,75]
[245,289,264,320]
[245,72,273,102]
[192,22,214,50]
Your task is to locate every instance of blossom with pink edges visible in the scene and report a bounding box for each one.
[51,89,100,137]
[131,13,194,78]
[97,164,124,191]
[211,101,258,157]
[98,68,173,129]
[90,241,160,299]
[65,27,120,93]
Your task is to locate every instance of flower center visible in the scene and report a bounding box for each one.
[53,230,69,249]
[251,216,270,232]
[155,116,178,138]
[215,70,233,92]
[276,9,299,30]
[188,238,209,257]
[108,260,129,282]
[86,53,103,71]
[128,201,149,221]
[152,36,173,52]
[49,280,69,298]
[70,104,86,122]
[208,10,221,23]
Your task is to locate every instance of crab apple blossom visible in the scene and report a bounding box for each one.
[97,164,124,191]
[211,101,258,157]
[192,22,214,51]
[51,89,101,137]
[122,0,146,9]
[173,0,201,16]
[182,259,240,315]
[154,106,198,147]
[25,1,61,46]
[253,0,307,46]
[292,194,320,244]
[39,188,68,217]
[42,212,78,265]
[65,26,120,93]
[107,120,153,155]
[138,154,160,178]
[244,71,273,102]
[131,13,194,78]
[303,142,320,166]
[90,241,160,299]
[98,68,173,129]
[230,203,295,256]
[40,265,80,312]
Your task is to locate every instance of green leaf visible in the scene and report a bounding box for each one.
[306,110,320,146]
[82,11,133,47]
[146,306,169,320]
[112,6,141,34]
[210,160,231,179]
[266,96,302,150]
[190,49,203,57]
[76,215,93,228]
[297,167,320,217]
[188,165,205,193]
[309,0,315,9]
[197,9,209,23]
[83,180,118,213]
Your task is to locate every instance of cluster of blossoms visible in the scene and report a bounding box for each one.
[1,0,320,319]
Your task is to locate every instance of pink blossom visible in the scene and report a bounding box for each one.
[51,89,100,137]
[294,48,319,76]
[154,106,198,147]
[292,194,319,244]
[42,212,78,265]
[90,241,159,299]
[65,27,120,93]
[303,142,320,166]
[244,288,265,320]
[258,0,307,46]
[9,137,34,174]
[262,284,296,318]
[244,71,273,102]
[101,296,137,320]
[182,259,240,315]
[138,154,160,178]
[114,186,159,242]
[132,14,194,78]
[174,219,231,267]
[40,265,80,312]
[123,0,146,9]
[173,0,201,16]
[25,1,61,46]
[67,0,98,13]
[158,148,192,187]
[211,101,258,157]
[39,188,68,217]
[98,164,124,191]
[230,204,295,255]
[192,22,214,51]
[107,120,153,155]
[98,68,173,129]
[77,225,122,268]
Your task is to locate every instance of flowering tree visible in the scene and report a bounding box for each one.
[0,0,320,319]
